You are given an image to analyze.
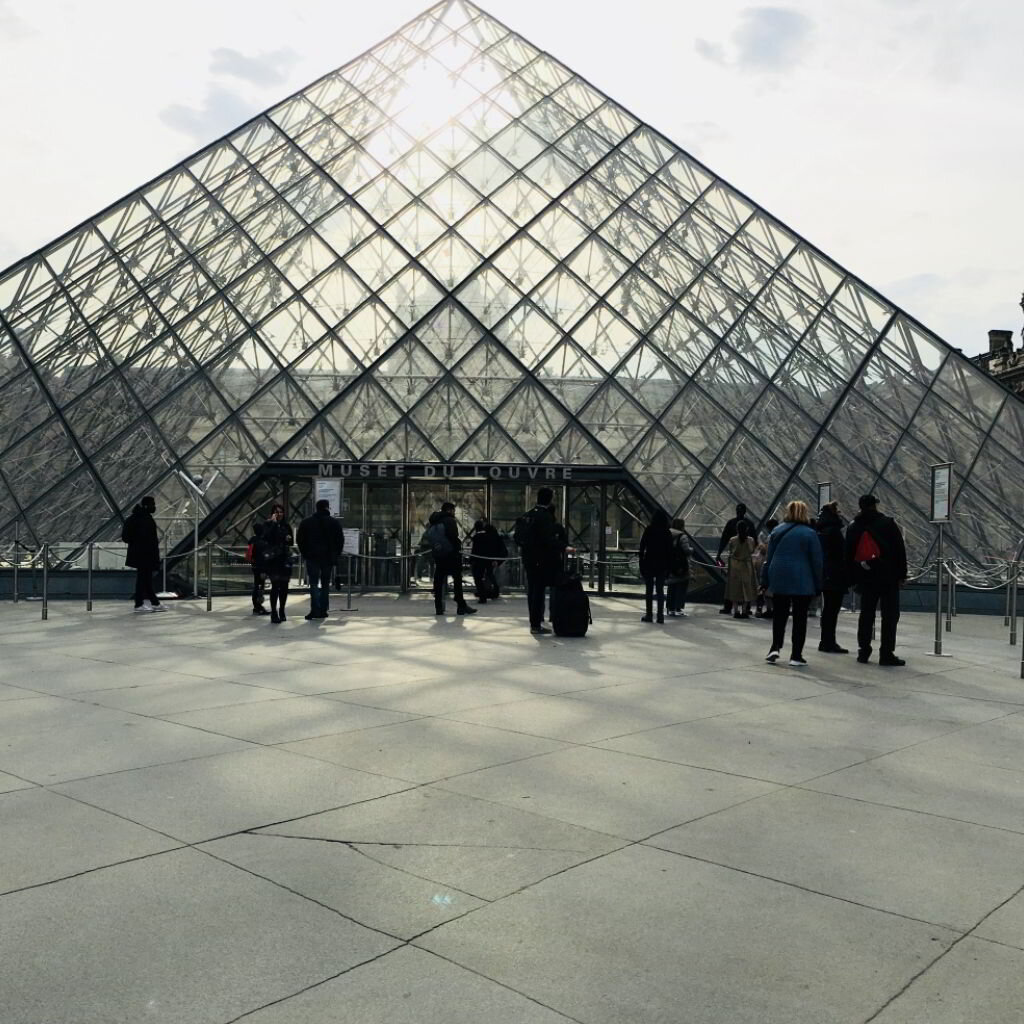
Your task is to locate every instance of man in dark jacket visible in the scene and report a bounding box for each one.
[297,499,344,620]
[469,518,507,603]
[815,502,848,654]
[519,487,566,635]
[845,494,908,666]
[122,495,165,612]
[427,501,475,616]
[717,502,757,613]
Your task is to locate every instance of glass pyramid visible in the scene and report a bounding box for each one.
[1,0,1022,567]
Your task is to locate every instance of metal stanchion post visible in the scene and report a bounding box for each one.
[12,520,19,603]
[945,560,953,633]
[1010,564,1018,647]
[162,555,168,595]
[86,542,94,612]
[1005,568,1012,627]
[206,542,213,612]
[927,527,951,658]
[41,543,49,621]
[347,554,353,610]
[951,573,957,618]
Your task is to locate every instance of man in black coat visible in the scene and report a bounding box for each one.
[122,495,164,612]
[297,499,344,620]
[815,501,848,653]
[518,487,566,635]
[716,502,757,614]
[426,501,476,616]
[845,494,908,666]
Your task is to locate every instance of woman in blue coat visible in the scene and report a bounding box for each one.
[761,500,823,667]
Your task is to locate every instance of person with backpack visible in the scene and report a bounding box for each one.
[247,521,269,616]
[516,486,565,635]
[468,518,506,604]
[424,501,476,616]
[666,518,692,618]
[296,498,344,620]
[259,503,294,624]
[725,520,758,619]
[717,502,757,613]
[845,494,908,666]
[815,501,849,653]
[761,500,823,667]
[638,508,673,624]
[122,495,165,612]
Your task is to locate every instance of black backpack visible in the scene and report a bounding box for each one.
[513,510,536,548]
[669,534,690,578]
[423,521,454,558]
[550,575,592,637]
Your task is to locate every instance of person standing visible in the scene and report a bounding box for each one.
[753,517,779,619]
[247,521,269,616]
[297,498,344,620]
[725,520,758,618]
[426,501,476,616]
[468,518,506,603]
[717,502,757,613]
[260,503,294,624]
[666,518,692,618]
[815,501,848,654]
[122,496,165,612]
[761,501,822,667]
[517,487,565,635]
[638,509,673,623]
[845,494,908,666]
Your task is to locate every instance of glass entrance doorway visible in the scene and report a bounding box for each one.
[214,469,717,598]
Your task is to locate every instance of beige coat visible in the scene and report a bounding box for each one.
[725,536,758,604]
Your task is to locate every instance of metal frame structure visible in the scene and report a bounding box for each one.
[1,0,1023,567]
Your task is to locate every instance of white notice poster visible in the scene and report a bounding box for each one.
[314,478,342,515]
[930,463,952,523]
[816,482,832,510]
[343,528,360,555]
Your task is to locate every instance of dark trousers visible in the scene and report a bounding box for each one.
[433,556,465,611]
[772,594,812,659]
[525,566,548,628]
[667,579,689,612]
[819,588,844,648]
[251,570,267,609]
[133,567,158,607]
[644,575,665,619]
[269,576,289,614]
[858,585,901,657]
[306,559,332,616]
[472,560,496,600]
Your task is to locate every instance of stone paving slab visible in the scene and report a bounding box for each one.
[237,945,577,1023]
[0,848,399,1024]
[52,746,414,843]
[3,596,1023,1023]
[647,787,1024,931]
[257,785,628,901]
[416,844,958,1024]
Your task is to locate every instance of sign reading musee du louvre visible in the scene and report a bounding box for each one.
[316,463,579,480]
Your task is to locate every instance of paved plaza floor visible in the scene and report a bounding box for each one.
[2,591,1024,1023]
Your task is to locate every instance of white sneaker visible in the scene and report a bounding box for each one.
[678,611,688,618]
[133,605,148,613]
[789,657,808,667]
[151,603,167,612]
[765,649,780,663]
[142,601,155,612]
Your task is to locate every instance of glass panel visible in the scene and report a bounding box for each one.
[743,386,817,467]
[313,201,375,257]
[457,146,515,194]
[390,148,447,193]
[492,236,557,292]
[578,382,654,458]
[453,339,523,406]
[205,335,281,405]
[493,302,562,366]
[625,430,704,514]
[21,469,113,543]
[121,334,196,409]
[606,269,673,331]
[535,340,605,412]
[493,382,568,458]
[324,146,383,194]
[570,305,639,371]
[599,208,660,263]
[237,376,316,455]
[373,338,444,410]
[3,420,84,509]
[354,172,416,223]
[302,266,370,327]
[694,344,767,422]
[639,240,701,298]
[194,227,262,289]
[385,202,448,254]
[856,350,926,427]
[711,433,789,516]
[378,266,443,326]
[827,390,904,473]
[289,333,360,405]
[240,199,305,254]
[542,425,612,466]
[336,301,404,365]
[280,422,353,461]
[628,178,686,232]
[531,270,596,330]
[660,384,737,464]
[755,275,820,339]
[559,177,619,226]
[418,302,483,364]
[455,423,529,463]
[523,149,580,197]
[729,309,797,377]
[257,297,328,365]
[455,201,517,256]
[455,267,522,328]
[422,172,482,223]
[648,307,719,376]
[930,355,1005,431]
[567,239,629,294]
[92,421,175,505]
[490,175,550,226]
[528,205,589,260]
[347,232,410,289]
[409,380,485,457]
[174,297,247,366]
[63,375,143,452]
[420,232,481,289]
[965,440,1024,539]
[907,392,985,468]
[670,207,731,264]
[0,371,51,455]
[774,347,845,420]
[325,379,401,458]
[831,280,893,341]
[797,312,869,382]
[798,433,878,515]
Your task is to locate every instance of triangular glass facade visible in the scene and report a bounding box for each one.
[1,0,1022,565]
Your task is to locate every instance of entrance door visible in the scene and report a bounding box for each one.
[406,479,487,588]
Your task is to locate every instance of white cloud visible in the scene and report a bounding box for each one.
[159,86,259,145]
[696,6,815,73]
[210,47,299,86]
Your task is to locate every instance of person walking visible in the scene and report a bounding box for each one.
[426,501,476,616]
[845,494,908,666]
[296,498,344,620]
[725,520,758,618]
[259,503,294,624]
[468,518,506,603]
[753,517,778,619]
[815,501,849,653]
[516,486,565,635]
[666,518,692,617]
[122,495,165,612]
[717,502,757,613]
[638,509,673,623]
[761,501,823,667]
[247,521,269,616]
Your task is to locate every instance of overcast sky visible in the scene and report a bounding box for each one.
[0,0,1020,356]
